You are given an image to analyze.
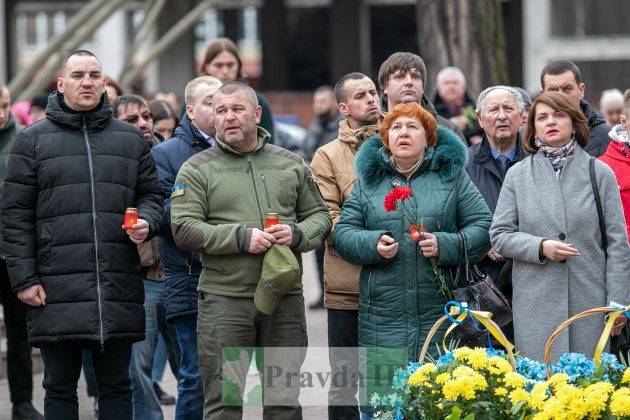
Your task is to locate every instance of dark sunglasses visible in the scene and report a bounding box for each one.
[123,112,153,124]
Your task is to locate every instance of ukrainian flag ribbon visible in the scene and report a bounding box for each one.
[443,301,516,367]
[594,301,630,368]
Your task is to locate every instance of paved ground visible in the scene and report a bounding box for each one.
[0,251,329,419]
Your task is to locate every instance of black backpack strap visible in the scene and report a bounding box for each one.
[589,157,608,258]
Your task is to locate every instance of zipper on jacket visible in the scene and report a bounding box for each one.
[83,117,105,353]
[260,174,272,211]
[246,156,265,226]
[365,271,373,315]
[406,178,421,359]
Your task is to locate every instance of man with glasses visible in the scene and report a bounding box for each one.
[112,94,157,142]
[112,94,175,419]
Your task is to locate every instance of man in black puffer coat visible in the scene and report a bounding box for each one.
[0,50,163,419]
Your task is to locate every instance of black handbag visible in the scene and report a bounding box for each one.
[590,158,630,355]
[451,232,513,343]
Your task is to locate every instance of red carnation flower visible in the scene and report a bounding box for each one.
[383,187,413,212]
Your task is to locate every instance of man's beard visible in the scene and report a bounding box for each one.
[225,126,258,152]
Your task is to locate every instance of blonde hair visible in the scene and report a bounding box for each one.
[184,76,222,107]
[599,89,624,114]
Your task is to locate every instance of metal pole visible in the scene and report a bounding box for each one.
[119,0,168,84]
[17,0,127,102]
[7,0,109,97]
[120,0,217,87]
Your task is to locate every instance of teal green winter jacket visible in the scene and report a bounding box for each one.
[332,126,492,392]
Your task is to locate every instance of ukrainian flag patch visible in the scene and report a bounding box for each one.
[171,182,186,198]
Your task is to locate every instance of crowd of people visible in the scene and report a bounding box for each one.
[0,37,629,420]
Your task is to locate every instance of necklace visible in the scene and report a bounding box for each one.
[392,155,423,176]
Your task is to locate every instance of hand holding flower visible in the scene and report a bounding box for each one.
[418,232,439,258]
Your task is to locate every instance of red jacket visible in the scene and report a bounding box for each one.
[598,132,630,241]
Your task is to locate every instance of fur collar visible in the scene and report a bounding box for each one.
[355,125,467,188]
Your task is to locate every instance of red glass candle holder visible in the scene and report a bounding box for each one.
[264,213,280,229]
[124,208,138,230]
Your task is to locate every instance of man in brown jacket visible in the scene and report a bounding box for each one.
[310,72,381,419]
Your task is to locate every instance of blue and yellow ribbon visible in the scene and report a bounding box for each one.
[594,301,629,368]
[443,301,516,367]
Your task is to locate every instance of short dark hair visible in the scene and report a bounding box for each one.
[378,52,427,94]
[148,99,178,124]
[540,59,582,89]
[524,92,589,153]
[61,49,99,74]
[111,94,148,119]
[214,81,258,107]
[199,38,242,78]
[334,72,369,103]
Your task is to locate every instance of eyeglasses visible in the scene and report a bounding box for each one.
[123,112,153,124]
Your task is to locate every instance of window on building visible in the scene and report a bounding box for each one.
[573,60,630,104]
[551,0,630,36]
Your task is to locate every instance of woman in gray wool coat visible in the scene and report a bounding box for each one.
[490,92,630,362]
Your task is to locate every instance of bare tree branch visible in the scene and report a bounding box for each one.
[8,0,109,98]
[118,0,168,84]
[120,0,218,87]
[17,0,127,102]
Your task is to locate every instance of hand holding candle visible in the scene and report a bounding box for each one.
[122,208,149,244]
[123,208,138,230]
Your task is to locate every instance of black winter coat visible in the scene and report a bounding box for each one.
[151,114,208,320]
[581,99,611,157]
[0,92,163,345]
[433,91,484,144]
[465,135,527,295]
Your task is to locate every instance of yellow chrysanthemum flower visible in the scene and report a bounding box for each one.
[441,369,487,401]
[581,381,613,416]
[610,388,630,417]
[533,397,565,420]
[504,372,527,389]
[453,347,472,362]
[494,387,508,397]
[529,382,549,410]
[467,347,488,370]
[622,367,630,384]
[435,372,451,385]
[452,365,476,378]
[547,373,569,387]
[486,356,512,375]
[407,363,437,387]
[509,388,529,404]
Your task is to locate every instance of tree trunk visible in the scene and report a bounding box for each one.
[416,0,509,95]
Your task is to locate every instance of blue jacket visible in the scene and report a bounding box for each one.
[151,115,211,320]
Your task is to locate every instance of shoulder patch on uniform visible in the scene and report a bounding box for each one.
[171,182,186,198]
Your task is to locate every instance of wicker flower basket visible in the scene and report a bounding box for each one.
[543,306,627,378]
[418,312,517,369]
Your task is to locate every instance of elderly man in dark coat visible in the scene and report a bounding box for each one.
[465,86,528,295]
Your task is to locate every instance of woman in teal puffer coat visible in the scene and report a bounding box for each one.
[332,103,492,400]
